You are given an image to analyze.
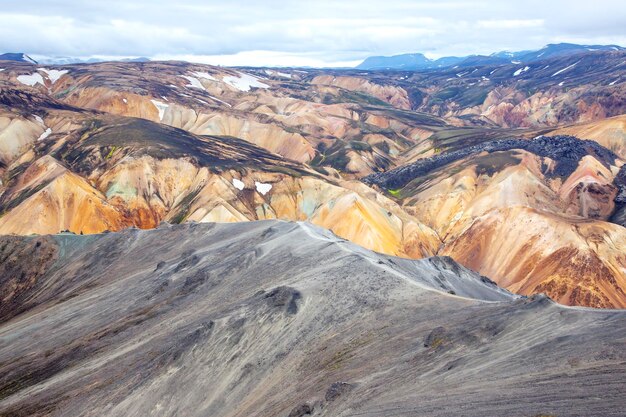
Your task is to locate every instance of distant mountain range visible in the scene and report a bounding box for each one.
[2,43,623,70]
[37,56,150,65]
[0,53,150,65]
[356,43,625,70]
[0,52,38,64]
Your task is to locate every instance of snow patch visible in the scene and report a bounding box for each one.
[513,66,530,76]
[38,68,68,84]
[122,98,128,104]
[255,181,272,195]
[208,95,232,107]
[558,81,564,86]
[37,128,52,141]
[222,72,269,92]
[180,75,206,90]
[232,178,245,190]
[264,69,292,79]
[150,99,169,121]
[552,61,579,77]
[33,115,45,126]
[609,79,619,86]
[0,69,5,72]
[191,71,216,81]
[17,72,45,87]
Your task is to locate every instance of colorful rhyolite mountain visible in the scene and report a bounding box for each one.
[0,46,625,307]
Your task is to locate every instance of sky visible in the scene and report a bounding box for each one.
[0,0,625,67]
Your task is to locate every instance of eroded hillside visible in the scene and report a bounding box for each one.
[1,53,625,307]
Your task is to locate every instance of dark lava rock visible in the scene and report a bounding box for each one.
[173,254,200,272]
[0,236,59,323]
[264,286,302,314]
[364,135,618,189]
[182,270,211,293]
[325,382,355,402]
[610,165,626,227]
[614,165,626,204]
[424,327,447,348]
[287,403,313,417]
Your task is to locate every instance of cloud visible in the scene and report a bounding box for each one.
[1,0,625,66]
[476,19,544,29]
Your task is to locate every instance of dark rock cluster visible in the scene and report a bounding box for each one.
[364,135,619,189]
[610,164,626,227]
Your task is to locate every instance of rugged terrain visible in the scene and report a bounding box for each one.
[365,135,626,307]
[0,221,624,417]
[1,48,626,307]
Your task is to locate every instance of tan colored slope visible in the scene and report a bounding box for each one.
[452,84,626,128]
[546,114,626,159]
[1,154,440,258]
[185,175,441,257]
[186,113,315,163]
[409,151,620,229]
[441,206,626,308]
[101,156,440,257]
[407,151,570,236]
[398,150,626,307]
[558,155,618,218]
[0,156,129,235]
[63,87,315,164]
[0,115,46,164]
[311,75,411,109]
[59,81,422,171]
[64,87,163,123]
[10,62,446,176]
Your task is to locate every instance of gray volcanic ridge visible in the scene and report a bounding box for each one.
[0,220,624,417]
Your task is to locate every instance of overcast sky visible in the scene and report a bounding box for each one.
[1,0,625,67]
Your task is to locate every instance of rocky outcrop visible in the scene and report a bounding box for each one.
[610,164,626,227]
[365,135,619,189]
[547,114,626,159]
